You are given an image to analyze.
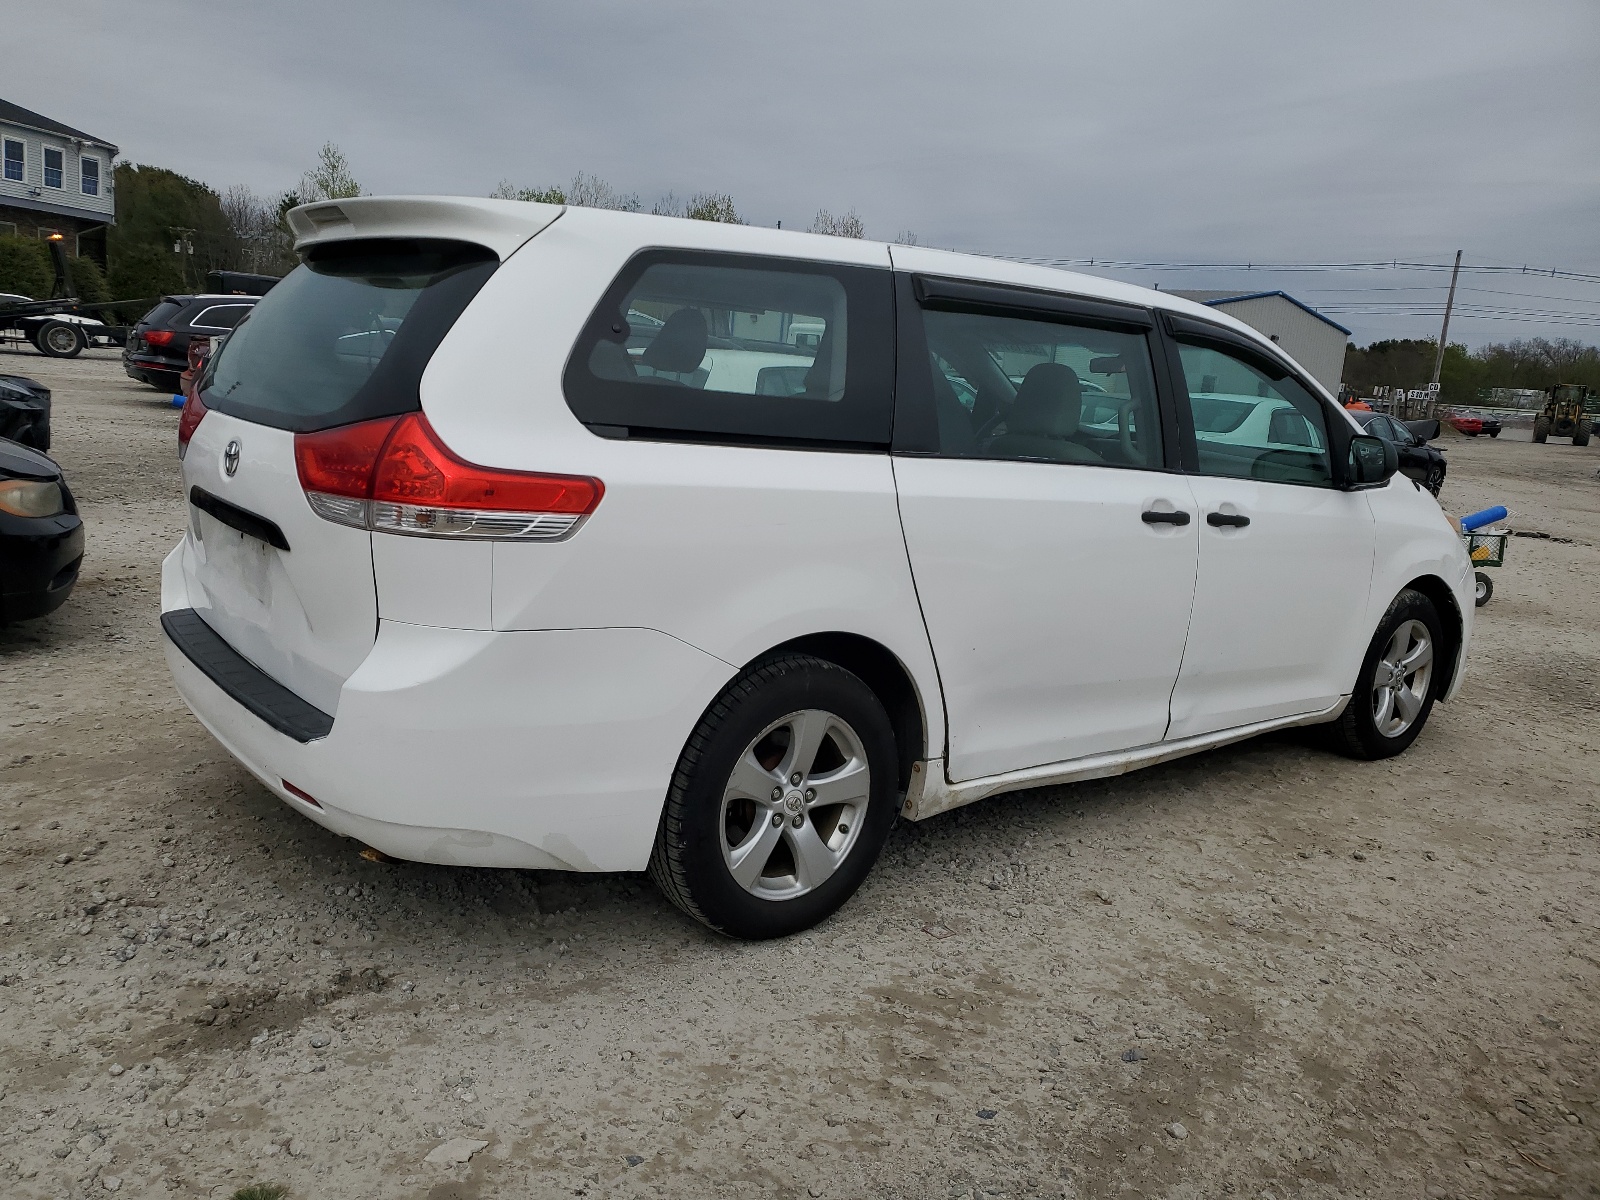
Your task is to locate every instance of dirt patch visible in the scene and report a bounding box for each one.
[1,352,1597,1198]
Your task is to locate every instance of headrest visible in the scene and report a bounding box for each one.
[1008,362,1083,437]
[640,309,708,374]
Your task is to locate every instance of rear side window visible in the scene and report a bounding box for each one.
[564,251,894,447]
[190,303,252,330]
[201,238,497,432]
[141,300,183,327]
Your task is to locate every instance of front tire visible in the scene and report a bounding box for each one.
[1424,464,1444,496]
[1575,421,1592,448]
[648,655,899,939]
[1325,589,1444,760]
[1533,416,1550,443]
[1474,572,1493,607]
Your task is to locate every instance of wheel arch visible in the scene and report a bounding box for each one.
[1402,573,1463,701]
[747,631,929,796]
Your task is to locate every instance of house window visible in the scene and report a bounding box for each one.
[0,222,16,237]
[81,156,99,196]
[2,139,22,182]
[43,147,63,188]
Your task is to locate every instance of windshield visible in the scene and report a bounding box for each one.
[201,238,497,432]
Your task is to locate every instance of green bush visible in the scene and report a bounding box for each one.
[68,255,111,304]
[230,1185,288,1200]
[0,235,52,299]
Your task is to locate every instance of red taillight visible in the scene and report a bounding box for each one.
[294,413,602,541]
[295,415,401,497]
[177,390,208,458]
[145,329,175,347]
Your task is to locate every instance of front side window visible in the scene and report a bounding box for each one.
[2,139,22,182]
[190,304,251,330]
[914,307,1162,468]
[43,147,63,189]
[565,252,893,446]
[81,156,99,196]
[1176,342,1332,486]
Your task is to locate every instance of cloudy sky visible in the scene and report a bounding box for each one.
[14,0,1599,347]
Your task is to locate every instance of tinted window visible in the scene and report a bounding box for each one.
[1176,343,1332,487]
[202,238,497,433]
[191,304,252,330]
[141,300,184,327]
[912,307,1162,469]
[565,251,894,447]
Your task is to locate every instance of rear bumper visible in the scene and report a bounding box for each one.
[160,544,733,872]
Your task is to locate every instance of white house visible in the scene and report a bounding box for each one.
[0,98,118,264]
[1171,290,1350,393]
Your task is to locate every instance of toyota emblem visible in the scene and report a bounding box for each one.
[223,439,241,477]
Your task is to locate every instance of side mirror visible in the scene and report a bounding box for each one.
[1345,434,1399,489]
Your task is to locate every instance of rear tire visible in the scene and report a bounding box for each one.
[1325,589,1444,760]
[1474,572,1493,607]
[36,321,85,358]
[1532,416,1550,443]
[648,654,899,939]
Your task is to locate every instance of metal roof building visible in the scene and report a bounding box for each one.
[1171,289,1350,393]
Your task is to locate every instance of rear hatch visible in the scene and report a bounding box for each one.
[178,238,499,714]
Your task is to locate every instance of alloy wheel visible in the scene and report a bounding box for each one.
[719,708,871,901]
[1371,619,1434,738]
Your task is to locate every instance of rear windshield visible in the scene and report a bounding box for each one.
[201,238,498,432]
[141,300,183,327]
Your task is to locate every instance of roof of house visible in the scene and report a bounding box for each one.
[1170,288,1351,336]
[0,98,118,153]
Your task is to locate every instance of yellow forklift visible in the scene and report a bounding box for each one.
[1533,383,1593,446]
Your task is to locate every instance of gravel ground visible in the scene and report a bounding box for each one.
[2,350,1598,1200]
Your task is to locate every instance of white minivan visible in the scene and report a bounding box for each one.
[162,197,1472,938]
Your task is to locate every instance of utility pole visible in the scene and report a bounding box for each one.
[1430,249,1462,388]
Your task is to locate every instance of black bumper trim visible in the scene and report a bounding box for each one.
[161,608,334,743]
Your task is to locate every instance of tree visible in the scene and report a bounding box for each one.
[0,235,52,298]
[107,243,185,303]
[220,184,294,275]
[894,230,920,246]
[299,142,362,202]
[683,193,742,224]
[108,163,233,291]
[492,180,566,204]
[809,209,865,238]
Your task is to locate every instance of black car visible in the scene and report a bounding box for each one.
[1350,410,1447,495]
[0,437,83,623]
[0,373,51,451]
[122,294,260,391]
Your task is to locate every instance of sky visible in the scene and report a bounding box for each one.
[11,0,1599,348]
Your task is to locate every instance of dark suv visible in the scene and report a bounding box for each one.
[123,295,260,391]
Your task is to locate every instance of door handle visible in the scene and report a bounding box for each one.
[1206,512,1251,528]
[1141,509,1191,526]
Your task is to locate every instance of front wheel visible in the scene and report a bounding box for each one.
[1487,429,1500,438]
[36,320,86,358]
[1424,465,1445,496]
[648,655,899,939]
[1533,416,1550,443]
[1325,589,1444,760]
[1575,422,1592,448]
[1474,572,1493,607]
